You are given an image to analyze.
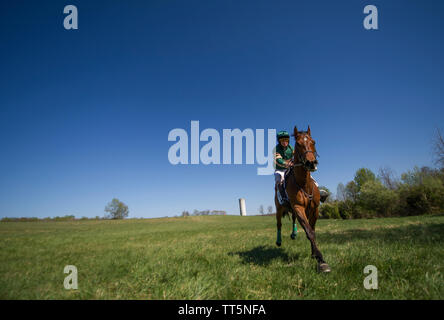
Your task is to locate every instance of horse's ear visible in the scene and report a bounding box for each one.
[307,125,311,136]
[293,126,298,137]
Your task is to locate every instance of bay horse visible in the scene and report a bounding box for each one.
[274,126,331,273]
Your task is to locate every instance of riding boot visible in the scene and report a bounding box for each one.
[312,177,329,202]
[319,189,329,203]
[277,182,286,204]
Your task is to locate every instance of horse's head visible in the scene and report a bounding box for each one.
[293,125,318,172]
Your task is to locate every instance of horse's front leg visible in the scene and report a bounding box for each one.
[293,205,331,273]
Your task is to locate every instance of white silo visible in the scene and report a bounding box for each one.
[239,198,247,216]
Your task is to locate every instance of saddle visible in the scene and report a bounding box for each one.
[278,167,318,207]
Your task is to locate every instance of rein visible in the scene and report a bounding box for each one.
[287,140,318,203]
[293,147,319,168]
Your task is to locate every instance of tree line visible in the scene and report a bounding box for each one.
[181,209,227,217]
[258,205,274,215]
[1,198,129,222]
[3,131,443,221]
[320,130,444,219]
[0,215,102,222]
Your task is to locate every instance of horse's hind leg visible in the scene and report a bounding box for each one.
[275,203,284,247]
[290,211,297,240]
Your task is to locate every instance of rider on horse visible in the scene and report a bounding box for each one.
[274,130,329,204]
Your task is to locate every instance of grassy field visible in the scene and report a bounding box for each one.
[0,214,443,299]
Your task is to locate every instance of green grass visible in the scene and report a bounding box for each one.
[0,214,443,299]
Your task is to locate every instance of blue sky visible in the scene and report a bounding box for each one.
[1,0,443,218]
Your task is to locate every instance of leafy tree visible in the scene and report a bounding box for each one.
[359,180,398,217]
[332,159,444,218]
[401,166,437,186]
[320,202,341,219]
[104,198,129,219]
[398,166,444,215]
[338,200,354,219]
[354,168,376,191]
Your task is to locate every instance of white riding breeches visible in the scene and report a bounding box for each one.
[274,170,285,184]
[275,170,320,187]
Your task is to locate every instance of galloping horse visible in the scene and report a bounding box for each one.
[274,126,331,273]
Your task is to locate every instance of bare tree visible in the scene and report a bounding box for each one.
[434,129,444,169]
[182,211,189,217]
[259,205,264,215]
[378,166,399,190]
[267,206,273,214]
[336,183,346,201]
[345,181,359,202]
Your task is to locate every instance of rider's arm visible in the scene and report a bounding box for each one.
[275,153,285,166]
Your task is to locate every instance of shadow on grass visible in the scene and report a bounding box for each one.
[229,221,444,266]
[317,222,444,245]
[229,245,299,266]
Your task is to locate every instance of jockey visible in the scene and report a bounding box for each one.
[274,131,293,204]
[274,130,329,204]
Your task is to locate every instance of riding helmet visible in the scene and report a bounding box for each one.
[277,130,290,141]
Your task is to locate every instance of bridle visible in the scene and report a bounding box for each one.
[290,135,319,170]
[287,134,319,202]
[293,149,319,168]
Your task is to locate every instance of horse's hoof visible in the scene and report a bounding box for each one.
[290,233,296,240]
[317,263,331,273]
[276,241,281,247]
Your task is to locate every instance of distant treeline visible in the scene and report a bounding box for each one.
[1,211,228,222]
[0,215,104,222]
[181,210,226,217]
[320,166,444,219]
